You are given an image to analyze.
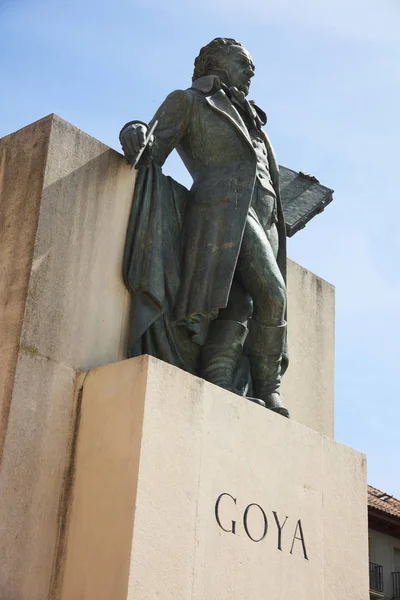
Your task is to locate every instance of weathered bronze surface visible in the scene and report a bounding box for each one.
[279,167,333,237]
[120,38,324,417]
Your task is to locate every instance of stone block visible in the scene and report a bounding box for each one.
[55,356,368,600]
[0,352,75,598]
[0,116,53,452]
[20,115,133,370]
[282,260,335,436]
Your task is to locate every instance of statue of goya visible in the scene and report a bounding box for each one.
[120,38,289,417]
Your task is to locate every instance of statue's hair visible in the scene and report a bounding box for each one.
[192,38,243,82]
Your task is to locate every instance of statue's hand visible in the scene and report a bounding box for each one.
[119,122,155,164]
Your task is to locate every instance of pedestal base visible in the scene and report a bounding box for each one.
[55,356,368,600]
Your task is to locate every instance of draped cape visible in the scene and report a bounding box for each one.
[122,164,200,373]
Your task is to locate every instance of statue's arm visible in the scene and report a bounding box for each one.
[120,89,193,167]
[148,89,193,165]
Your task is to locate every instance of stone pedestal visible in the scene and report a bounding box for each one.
[54,356,368,600]
[0,116,349,599]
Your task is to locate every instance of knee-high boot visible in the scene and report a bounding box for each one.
[248,319,290,418]
[201,320,248,392]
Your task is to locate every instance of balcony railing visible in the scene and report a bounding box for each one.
[370,562,384,593]
[392,571,400,598]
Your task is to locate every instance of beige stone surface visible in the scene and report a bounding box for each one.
[0,115,53,455]
[0,116,136,600]
[20,115,133,370]
[322,437,369,600]
[0,351,75,599]
[57,356,368,600]
[283,259,335,437]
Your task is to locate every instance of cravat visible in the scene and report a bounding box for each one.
[220,83,267,133]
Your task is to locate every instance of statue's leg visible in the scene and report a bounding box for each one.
[200,319,248,392]
[236,213,285,325]
[200,279,252,394]
[236,214,289,417]
[217,278,253,322]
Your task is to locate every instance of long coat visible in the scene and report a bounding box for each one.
[146,75,287,323]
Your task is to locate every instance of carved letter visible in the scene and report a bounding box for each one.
[215,493,237,534]
[290,519,309,560]
[272,511,288,551]
[243,503,268,542]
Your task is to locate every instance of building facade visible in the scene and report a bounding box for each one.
[369,485,400,599]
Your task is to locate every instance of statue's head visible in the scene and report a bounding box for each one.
[193,38,255,96]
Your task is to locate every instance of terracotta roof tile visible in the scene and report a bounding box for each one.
[368,485,400,519]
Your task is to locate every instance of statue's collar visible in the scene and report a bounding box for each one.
[191,75,267,127]
[191,75,222,94]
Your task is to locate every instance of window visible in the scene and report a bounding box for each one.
[392,549,400,599]
[394,548,400,572]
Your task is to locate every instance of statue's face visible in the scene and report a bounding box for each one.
[220,46,255,95]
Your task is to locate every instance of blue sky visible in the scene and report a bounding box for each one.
[1,0,399,495]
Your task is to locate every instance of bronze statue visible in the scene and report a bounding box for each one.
[120,38,289,417]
